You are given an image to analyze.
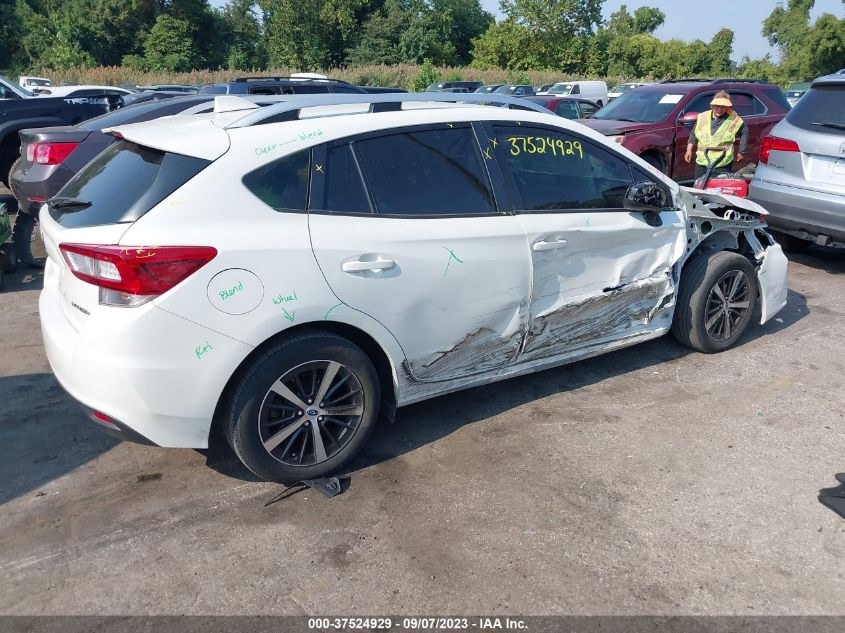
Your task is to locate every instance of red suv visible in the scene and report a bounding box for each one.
[581,80,791,182]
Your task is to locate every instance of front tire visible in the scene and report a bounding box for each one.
[225,332,381,483]
[672,251,758,353]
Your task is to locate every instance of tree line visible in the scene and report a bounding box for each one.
[0,0,842,83]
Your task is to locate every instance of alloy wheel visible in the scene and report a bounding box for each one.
[257,360,365,466]
[704,270,751,342]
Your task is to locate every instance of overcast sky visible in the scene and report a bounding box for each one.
[209,0,845,62]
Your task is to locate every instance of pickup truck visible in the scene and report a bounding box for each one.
[0,75,123,187]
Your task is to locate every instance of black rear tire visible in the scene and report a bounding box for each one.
[8,158,21,201]
[225,331,381,483]
[672,250,758,353]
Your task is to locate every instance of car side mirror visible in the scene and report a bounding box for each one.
[624,182,669,226]
[679,111,698,125]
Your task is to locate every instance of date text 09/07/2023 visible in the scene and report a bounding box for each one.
[307,617,528,630]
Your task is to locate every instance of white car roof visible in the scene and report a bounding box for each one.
[104,93,679,192]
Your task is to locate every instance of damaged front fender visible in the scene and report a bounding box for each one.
[679,187,788,324]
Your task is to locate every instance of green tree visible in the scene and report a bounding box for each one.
[708,28,734,76]
[219,0,264,69]
[470,18,538,70]
[346,0,410,65]
[498,0,603,71]
[806,12,845,77]
[0,0,24,69]
[411,56,438,91]
[432,0,493,64]
[142,13,198,71]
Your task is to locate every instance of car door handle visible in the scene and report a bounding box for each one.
[532,239,568,251]
[342,258,396,273]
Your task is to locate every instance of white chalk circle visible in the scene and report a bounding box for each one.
[207,269,264,315]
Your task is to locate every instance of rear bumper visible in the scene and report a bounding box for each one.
[11,162,69,215]
[749,177,845,242]
[39,264,254,448]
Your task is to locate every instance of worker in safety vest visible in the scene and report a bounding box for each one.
[684,91,748,178]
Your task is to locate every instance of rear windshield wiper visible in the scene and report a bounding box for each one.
[48,197,92,211]
[811,121,845,131]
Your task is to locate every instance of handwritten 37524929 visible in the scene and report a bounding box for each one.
[506,136,583,159]
[195,341,213,360]
[219,281,243,301]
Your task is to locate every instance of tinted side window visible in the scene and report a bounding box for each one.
[579,101,598,118]
[319,144,371,213]
[555,101,580,119]
[243,149,310,211]
[249,85,280,95]
[728,92,762,117]
[764,88,792,111]
[290,84,331,94]
[685,93,713,114]
[570,84,580,95]
[492,125,634,211]
[354,127,495,216]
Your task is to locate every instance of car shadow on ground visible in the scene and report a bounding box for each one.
[203,287,810,483]
[785,245,845,275]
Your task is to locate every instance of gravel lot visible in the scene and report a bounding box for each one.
[1,241,844,616]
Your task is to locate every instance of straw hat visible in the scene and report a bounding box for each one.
[710,92,733,107]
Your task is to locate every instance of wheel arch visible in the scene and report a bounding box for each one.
[210,320,400,441]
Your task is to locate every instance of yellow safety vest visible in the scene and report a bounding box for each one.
[694,110,743,167]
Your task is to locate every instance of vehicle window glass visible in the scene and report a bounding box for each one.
[492,125,634,211]
[570,84,580,95]
[249,85,280,95]
[290,84,331,94]
[555,101,580,119]
[243,149,310,211]
[786,85,845,135]
[354,126,494,216]
[766,88,792,111]
[198,85,227,95]
[728,92,757,117]
[53,140,210,228]
[684,94,714,115]
[330,84,363,94]
[319,144,371,213]
[579,101,598,118]
[593,90,682,123]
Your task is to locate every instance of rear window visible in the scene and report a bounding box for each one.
[786,85,845,135]
[51,141,209,228]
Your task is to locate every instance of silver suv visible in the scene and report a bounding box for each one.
[749,72,845,249]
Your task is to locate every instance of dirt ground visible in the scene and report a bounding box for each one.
[1,241,844,615]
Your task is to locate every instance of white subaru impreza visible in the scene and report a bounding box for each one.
[38,93,789,482]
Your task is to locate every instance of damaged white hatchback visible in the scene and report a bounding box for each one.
[38,93,789,482]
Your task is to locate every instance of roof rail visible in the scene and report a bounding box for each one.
[224,92,553,129]
[711,78,770,84]
[660,78,715,83]
[232,76,353,85]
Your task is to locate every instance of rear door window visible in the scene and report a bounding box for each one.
[354,126,495,216]
[52,141,209,228]
[578,101,598,118]
[728,92,766,117]
[786,85,845,135]
[317,144,372,213]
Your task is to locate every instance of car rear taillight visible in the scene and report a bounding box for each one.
[59,244,217,306]
[25,142,80,165]
[760,136,800,165]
